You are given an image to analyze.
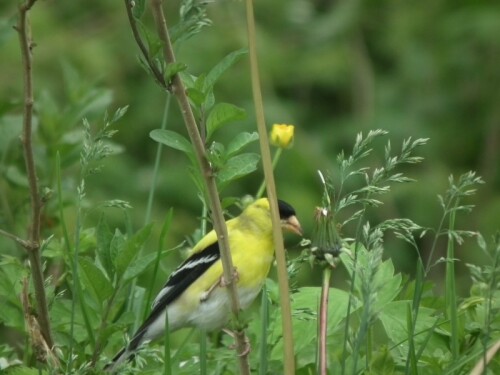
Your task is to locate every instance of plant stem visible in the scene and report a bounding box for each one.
[16,0,54,351]
[149,1,250,373]
[446,206,460,360]
[163,302,172,375]
[144,94,172,225]
[340,212,365,375]
[259,284,269,375]
[124,0,167,88]
[256,148,282,199]
[245,0,295,373]
[318,266,332,375]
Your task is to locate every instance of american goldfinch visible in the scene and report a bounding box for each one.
[105,198,302,371]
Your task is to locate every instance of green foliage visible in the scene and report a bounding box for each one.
[1,0,500,374]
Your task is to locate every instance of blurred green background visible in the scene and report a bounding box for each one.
[1,0,499,293]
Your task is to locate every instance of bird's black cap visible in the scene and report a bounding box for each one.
[278,199,296,219]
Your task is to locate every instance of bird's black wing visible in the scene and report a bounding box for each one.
[128,242,220,350]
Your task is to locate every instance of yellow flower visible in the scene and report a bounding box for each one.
[270,124,295,149]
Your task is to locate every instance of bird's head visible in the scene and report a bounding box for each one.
[248,198,302,236]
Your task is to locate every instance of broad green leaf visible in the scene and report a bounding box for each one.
[217,153,260,183]
[138,20,162,58]
[207,141,225,170]
[340,246,402,311]
[115,224,153,278]
[131,0,146,19]
[165,62,187,83]
[78,257,113,303]
[0,115,22,154]
[0,303,23,330]
[0,259,27,305]
[96,214,114,277]
[194,73,207,92]
[123,252,159,281]
[150,129,193,156]
[3,366,49,375]
[50,299,88,344]
[379,301,445,357]
[206,103,246,141]
[205,49,247,89]
[369,346,396,374]
[270,287,358,361]
[5,165,28,187]
[226,132,259,156]
[186,87,206,108]
[372,258,402,310]
[110,229,126,270]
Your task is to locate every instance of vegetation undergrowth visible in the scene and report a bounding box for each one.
[0,0,499,374]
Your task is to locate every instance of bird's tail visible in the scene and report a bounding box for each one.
[103,346,132,373]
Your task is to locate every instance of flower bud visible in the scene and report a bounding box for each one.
[270,124,295,149]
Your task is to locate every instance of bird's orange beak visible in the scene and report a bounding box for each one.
[282,215,303,236]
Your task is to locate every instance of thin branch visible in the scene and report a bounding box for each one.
[148,1,250,373]
[0,228,34,249]
[124,0,167,88]
[245,0,296,373]
[17,0,54,350]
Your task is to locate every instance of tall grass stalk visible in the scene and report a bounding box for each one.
[245,1,295,373]
[200,203,208,375]
[446,207,460,361]
[163,303,172,375]
[340,220,364,375]
[144,209,173,316]
[259,285,270,375]
[68,178,95,371]
[481,236,500,372]
[144,94,172,225]
[404,258,425,374]
[57,152,78,373]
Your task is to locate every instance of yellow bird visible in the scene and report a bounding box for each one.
[105,198,302,371]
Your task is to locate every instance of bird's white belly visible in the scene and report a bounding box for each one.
[187,286,261,331]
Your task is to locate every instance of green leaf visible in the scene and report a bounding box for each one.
[340,246,402,311]
[368,346,396,374]
[0,115,22,154]
[206,103,246,141]
[4,165,28,187]
[186,87,206,108]
[270,287,358,361]
[217,153,260,183]
[150,129,193,156]
[137,20,162,58]
[115,224,153,278]
[379,301,445,357]
[110,229,126,271]
[207,141,225,170]
[205,49,247,89]
[78,257,114,303]
[226,132,259,156]
[3,366,49,375]
[123,252,159,281]
[96,214,114,277]
[0,303,23,330]
[165,62,187,83]
[131,0,146,19]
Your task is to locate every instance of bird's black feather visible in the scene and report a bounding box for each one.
[128,242,220,351]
